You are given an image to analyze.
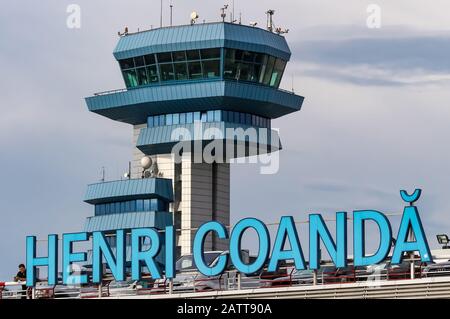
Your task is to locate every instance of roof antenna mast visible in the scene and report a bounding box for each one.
[266,9,275,32]
[169,0,173,26]
[160,0,163,27]
[220,5,229,22]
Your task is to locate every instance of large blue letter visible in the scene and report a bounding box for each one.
[309,212,347,269]
[92,230,126,283]
[131,228,162,280]
[230,218,270,274]
[268,216,306,272]
[193,222,229,276]
[26,235,58,287]
[165,226,176,279]
[62,233,88,285]
[392,206,432,264]
[353,210,392,266]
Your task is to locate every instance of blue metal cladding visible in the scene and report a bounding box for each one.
[85,80,304,125]
[84,178,173,205]
[83,211,173,232]
[136,122,282,156]
[113,22,291,61]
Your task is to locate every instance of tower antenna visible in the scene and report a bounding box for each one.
[266,9,275,32]
[170,0,173,26]
[160,0,163,27]
[100,167,105,182]
[232,0,235,23]
[220,5,229,22]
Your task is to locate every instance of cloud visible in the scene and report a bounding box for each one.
[290,29,450,86]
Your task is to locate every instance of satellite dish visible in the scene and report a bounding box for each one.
[141,156,153,170]
[191,11,199,20]
[190,11,199,24]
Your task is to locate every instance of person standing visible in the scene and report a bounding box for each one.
[14,264,27,299]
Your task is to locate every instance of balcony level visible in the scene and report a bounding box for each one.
[86,80,304,125]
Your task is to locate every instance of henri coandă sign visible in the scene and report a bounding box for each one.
[25,189,432,287]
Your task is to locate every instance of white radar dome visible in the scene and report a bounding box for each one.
[141,156,153,170]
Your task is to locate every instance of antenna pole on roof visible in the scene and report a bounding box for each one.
[170,0,173,26]
[160,0,163,27]
[232,0,235,23]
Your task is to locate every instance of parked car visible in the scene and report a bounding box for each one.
[422,261,450,278]
[387,261,423,280]
[153,250,269,292]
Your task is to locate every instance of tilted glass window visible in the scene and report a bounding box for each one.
[123,69,138,88]
[118,48,285,89]
[159,63,175,81]
[95,199,169,216]
[147,111,270,129]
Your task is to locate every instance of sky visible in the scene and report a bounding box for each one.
[1,0,450,280]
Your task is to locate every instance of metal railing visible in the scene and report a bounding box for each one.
[3,264,450,299]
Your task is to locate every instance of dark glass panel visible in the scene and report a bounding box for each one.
[224,59,237,79]
[134,56,145,67]
[119,58,134,69]
[225,48,236,60]
[146,65,159,83]
[157,52,173,63]
[234,49,244,61]
[202,60,220,78]
[137,67,149,85]
[144,54,156,65]
[174,62,188,80]
[186,49,201,60]
[200,48,220,59]
[173,51,187,62]
[159,63,175,81]
[254,53,266,64]
[188,61,203,79]
[242,51,255,62]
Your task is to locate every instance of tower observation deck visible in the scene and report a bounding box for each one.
[83,21,304,259]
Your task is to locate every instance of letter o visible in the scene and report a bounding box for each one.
[230,218,270,274]
[193,222,228,276]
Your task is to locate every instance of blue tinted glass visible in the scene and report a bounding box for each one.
[193,112,201,121]
[159,115,165,126]
[150,199,157,211]
[180,113,186,124]
[246,114,252,125]
[166,114,173,125]
[95,205,99,215]
[186,112,193,123]
[120,202,125,213]
[148,117,154,128]
[207,111,214,122]
[201,112,207,122]
[173,113,180,125]
[240,113,246,124]
[154,116,160,126]
[144,200,150,211]
[234,112,240,123]
[136,200,144,211]
[214,110,221,121]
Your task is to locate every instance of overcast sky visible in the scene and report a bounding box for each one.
[1,0,450,280]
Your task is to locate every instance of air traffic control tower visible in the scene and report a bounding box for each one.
[83,20,304,258]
